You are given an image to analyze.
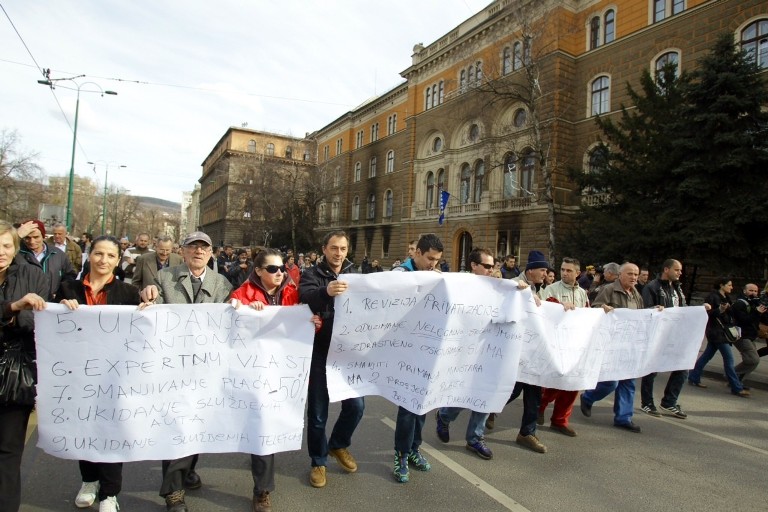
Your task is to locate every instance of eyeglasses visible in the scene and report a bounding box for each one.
[185,244,210,252]
[261,265,286,274]
[477,262,494,270]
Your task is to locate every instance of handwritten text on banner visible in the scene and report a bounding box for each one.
[35,304,314,462]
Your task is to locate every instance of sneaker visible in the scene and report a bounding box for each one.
[393,452,409,483]
[164,490,188,512]
[536,411,545,426]
[579,393,592,418]
[516,433,547,453]
[252,491,272,512]
[309,466,326,488]
[466,438,493,460]
[551,424,577,437]
[329,447,358,473]
[659,403,688,419]
[733,390,750,398]
[407,449,431,471]
[640,404,661,417]
[183,469,202,490]
[99,496,119,512]
[485,413,496,430]
[435,410,450,443]
[75,481,100,508]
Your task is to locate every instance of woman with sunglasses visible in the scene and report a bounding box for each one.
[58,236,141,512]
[230,248,320,512]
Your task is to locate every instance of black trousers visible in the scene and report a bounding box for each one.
[160,455,196,496]
[508,382,542,436]
[0,404,33,512]
[79,460,123,500]
[250,454,275,495]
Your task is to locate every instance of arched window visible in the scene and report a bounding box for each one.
[513,108,527,128]
[503,153,516,199]
[460,70,467,91]
[587,146,610,193]
[426,171,435,208]
[476,61,483,81]
[367,194,376,219]
[425,86,432,110]
[468,65,475,83]
[386,150,395,173]
[333,167,340,187]
[384,190,393,218]
[590,16,601,49]
[285,146,293,158]
[591,76,610,115]
[520,150,535,197]
[604,10,615,44]
[474,160,485,203]
[354,162,361,182]
[438,81,444,104]
[247,140,256,153]
[460,163,471,204]
[331,200,339,221]
[318,202,326,224]
[741,19,768,69]
[503,46,512,74]
[265,143,275,156]
[513,42,523,70]
[655,51,680,82]
[369,156,377,178]
[437,168,445,200]
[352,196,360,221]
[469,124,480,143]
[433,137,443,153]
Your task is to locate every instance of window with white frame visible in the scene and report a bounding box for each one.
[460,163,471,204]
[371,123,379,142]
[369,156,377,178]
[331,200,339,222]
[247,140,256,153]
[333,167,340,187]
[503,46,512,74]
[655,51,680,82]
[386,150,394,173]
[653,0,684,23]
[426,171,435,208]
[741,19,768,69]
[519,149,535,197]
[336,138,342,155]
[266,143,275,156]
[503,153,516,199]
[356,130,364,148]
[513,42,523,70]
[367,194,376,219]
[354,161,361,182]
[384,190,393,218]
[318,202,326,224]
[474,160,485,203]
[437,168,445,200]
[323,145,329,161]
[590,16,600,50]
[352,196,360,220]
[605,10,615,44]
[387,114,398,135]
[591,76,610,116]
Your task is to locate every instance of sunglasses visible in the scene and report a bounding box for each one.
[477,262,494,270]
[261,265,286,274]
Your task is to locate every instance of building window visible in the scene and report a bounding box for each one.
[655,51,680,82]
[426,171,435,208]
[367,194,376,219]
[333,167,340,187]
[460,163,471,204]
[433,137,443,153]
[591,76,610,116]
[354,161,361,182]
[513,42,523,70]
[513,108,527,128]
[369,156,377,178]
[425,81,444,109]
[604,10,615,44]
[331,200,339,221]
[503,153,516,199]
[520,150,535,197]
[247,140,256,153]
[371,123,379,142]
[523,38,532,65]
[460,69,467,92]
[318,202,326,224]
[384,190,393,218]
[468,65,475,84]
[285,146,293,158]
[437,168,445,199]
[386,150,395,173]
[266,143,275,156]
[474,160,484,203]
[503,46,512,74]
[336,138,342,155]
[303,150,311,161]
[387,114,398,135]
[356,130,364,148]
[586,146,609,194]
[323,145,329,161]
[653,0,684,23]
[352,196,360,220]
[475,61,483,82]
[425,87,431,110]
[590,16,600,50]
[468,124,480,143]
[742,19,768,69]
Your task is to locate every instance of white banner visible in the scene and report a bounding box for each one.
[328,273,708,413]
[35,304,314,462]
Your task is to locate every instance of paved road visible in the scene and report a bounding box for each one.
[19,351,768,512]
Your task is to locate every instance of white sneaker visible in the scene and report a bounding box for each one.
[75,481,100,508]
[99,496,119,512]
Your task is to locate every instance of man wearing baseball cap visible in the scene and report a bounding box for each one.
[140,231,232,512]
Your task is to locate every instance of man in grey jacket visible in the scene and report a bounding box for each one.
[141,231,232,512]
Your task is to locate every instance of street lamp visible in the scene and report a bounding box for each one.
[88,161,127,235]
[38,77,117,232]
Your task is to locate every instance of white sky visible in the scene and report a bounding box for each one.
[1,1,490,205]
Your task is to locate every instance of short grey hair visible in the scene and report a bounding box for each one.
[156,235,173,244]
[603,262,620,275]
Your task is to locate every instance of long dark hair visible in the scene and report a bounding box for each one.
[90,235,122,256]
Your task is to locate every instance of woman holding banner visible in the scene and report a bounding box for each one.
[230,248,321,512]
[59,235,140,512]
[0,221,48,512]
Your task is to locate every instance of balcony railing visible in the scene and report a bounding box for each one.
[489,197,533,211]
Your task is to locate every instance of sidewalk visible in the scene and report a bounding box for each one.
[695,338,768,391]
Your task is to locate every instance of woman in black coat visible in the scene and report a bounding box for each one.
[59,236,140,512]
[0,221,48,512]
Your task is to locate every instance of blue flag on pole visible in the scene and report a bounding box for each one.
[438,190,450,225]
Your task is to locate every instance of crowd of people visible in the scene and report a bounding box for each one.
[1,220,767,512]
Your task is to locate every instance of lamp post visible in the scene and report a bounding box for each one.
[88,161,127,235]
[38,77,117,232]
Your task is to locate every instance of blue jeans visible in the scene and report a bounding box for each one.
[689,341,743,392]
[438,407,489,444]
[582,379,635,425]
[306,368,365,467]
[394,406,426,453]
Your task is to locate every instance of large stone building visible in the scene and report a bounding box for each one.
[199,0,766,267]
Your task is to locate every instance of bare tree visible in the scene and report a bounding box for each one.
[0,130,45,222]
